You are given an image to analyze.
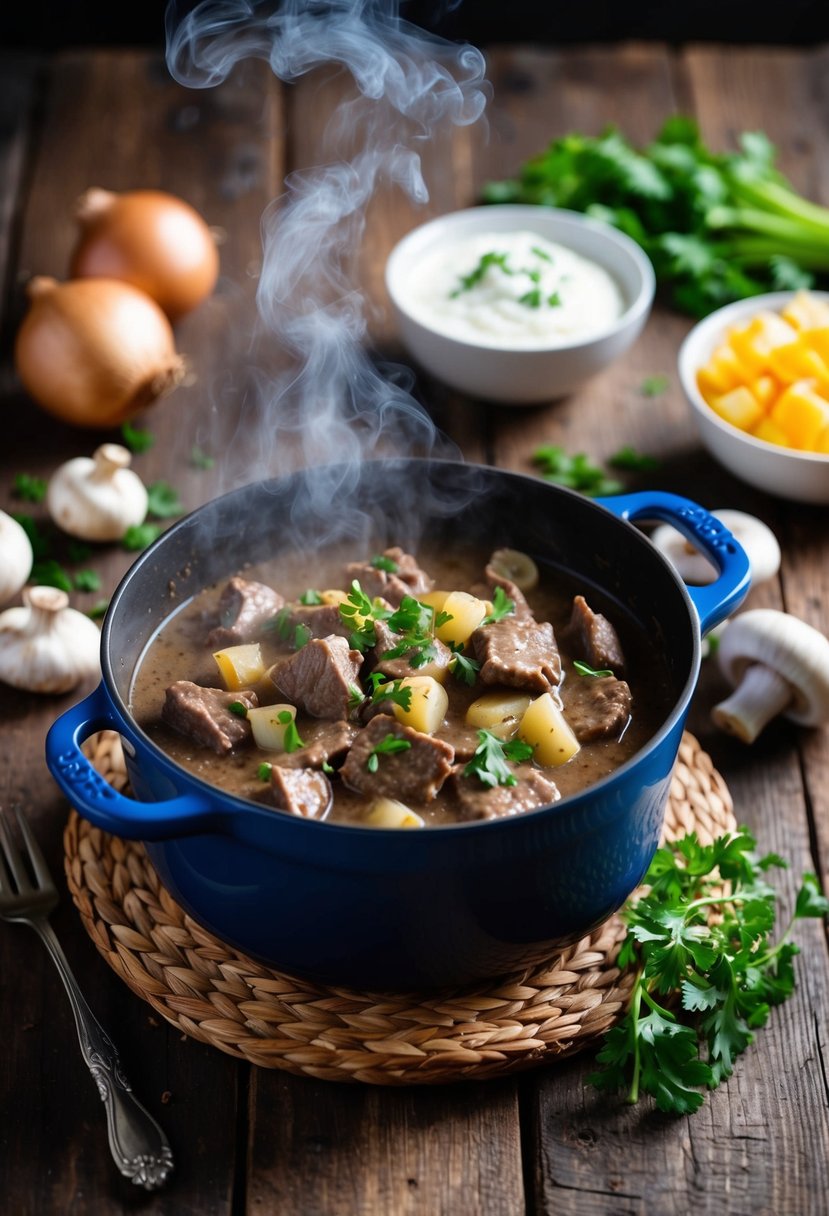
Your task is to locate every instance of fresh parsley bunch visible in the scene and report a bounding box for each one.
[590,828,828,1114]
[485,117,829,317]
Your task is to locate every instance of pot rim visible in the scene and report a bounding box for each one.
[101,458,706,837]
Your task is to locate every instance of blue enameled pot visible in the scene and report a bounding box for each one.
[46,461,749,989]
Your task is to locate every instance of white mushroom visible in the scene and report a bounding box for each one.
[0,509,33,605]
[0,585,100,693]
[47,443,148,542]
[651,510,781,587]
[711,609,829,744]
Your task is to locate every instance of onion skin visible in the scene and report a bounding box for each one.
[70,188,219,321]
[14,276,187,429]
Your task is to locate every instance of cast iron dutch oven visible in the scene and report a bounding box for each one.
[46,461,750,989]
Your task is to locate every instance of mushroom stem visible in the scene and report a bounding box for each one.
[711,662,793,744]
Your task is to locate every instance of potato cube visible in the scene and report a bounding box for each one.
[466,691,532,740]
[709,386,764,432]
[419,589,450,613]
[781,290,829,331]
[391,676,449,735]
[770,381,829,449]
[213,642,265,690]
[815,426,829,454]
[750,375,779,410]
[751,417,790,448]
[435,591,488,647]
[363,798,424,829]
[320,589,348,606]
[728,312,798,375]
[518,693,581,767]
[767,339,829,392]
[696,343,747,397]
[247,703,299,752]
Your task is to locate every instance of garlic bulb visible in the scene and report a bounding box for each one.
[0,586,100,693]
[0,510,33,605]
[47,443,148,541]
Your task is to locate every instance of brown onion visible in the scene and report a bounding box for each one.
[14,276,187,429]
[70,188,219,321]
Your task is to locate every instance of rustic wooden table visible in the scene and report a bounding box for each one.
[0,40,827,1216]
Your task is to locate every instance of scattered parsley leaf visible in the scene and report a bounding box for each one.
[12,513,50,560]
[481,585,515,626]
[72,569,102,593]
[299,588,323,605]
[190,445,215,470]
[370,554,399,573]
[86,599,110,619]
[120,421,155,454]
[30,559,72,593]
[338,580,389,652]
[12,472,47,503]
[293,623,311,650]
[640,374,670,397]
[146,481,183,519]
[122,523,162,551]
[369,677,413,713]
[66,540,92,564]
[257,762,273,782]
[380,595,439,668]
[533,446,624,497]
[608,446,661,472]
[348,683,366,713]
[267,606,293,641]
[518,287,542,308]
[463,729,533,788]
[589,828,829,1114]
[366,733,412,773]
[276,709,304,753]
[573,659,614,677]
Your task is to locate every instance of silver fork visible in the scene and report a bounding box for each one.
[0,806,173,1190]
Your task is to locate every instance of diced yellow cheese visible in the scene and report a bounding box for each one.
[213,642,265,690]
[781,290,829,331]
[769,381,829,449]
[751,417,790,447]
[728,312,799,375]
[767,339,829,392]
[709,386,765,432]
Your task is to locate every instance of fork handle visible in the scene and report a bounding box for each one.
[33,917,174,1190]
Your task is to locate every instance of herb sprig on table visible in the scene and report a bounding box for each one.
[484,117,829,316]
[590,828,829,1114]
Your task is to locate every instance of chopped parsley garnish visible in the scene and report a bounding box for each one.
[348,683,365,713]
[531,245,552,262]
[228,700,248,717]
[450,250,512,296]
[293,623,311,650]
[369,676,413,713]
[480,586,515,626]
[257,762,273,782]
[338,580,389,652]
[276,710,304,753]
[380,595,439,668]
[573,659,614,678]
[12,472,47,503]
[73,569,102,593]
[268,606,293,641]
[122,523,162,551]
[299,588,323,605]
[463,730,534,788]
[547,290,562,307]
[533,446,624,497]
[608,446,661,472]
[519,287,542,308]
[448,645,480,686]
[120,421,155,453]
[146,481,183,519]
[590,829,829,1114]
[370,554,399,573]
[190,445,215,470]
[640,374,670,397]
[321,760,334,774]
[366,733,412,773]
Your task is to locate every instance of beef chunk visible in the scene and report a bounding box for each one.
[450,764,560,821]
[565,595,626,676]
[271,719,358,770]
[271,635,363,720]
[285,602,353,642]
[346,547,433,607]
[269,766,332,819]
[471,617,561,692]
[340,714,454,802]
[370,619,453,682]
[566,676,632,743]
[484,564,533,620]
[208,577,284,648]
[162,681,258,755]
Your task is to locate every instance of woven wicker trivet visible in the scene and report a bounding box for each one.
[63,731,735,1085]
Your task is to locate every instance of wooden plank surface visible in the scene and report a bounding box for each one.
[0,38,827,1216]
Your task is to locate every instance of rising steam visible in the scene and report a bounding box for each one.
[166,0,488,512]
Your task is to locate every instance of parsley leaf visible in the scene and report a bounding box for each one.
[573,659,614,678]
[190,445,215,470]
[463,729,533,788]
[30,559,72,593]
[533,445,624,497]
[72,569,102,593]
[480,585,515,626]
[12,513,50,560]
[640,374,670,397]
[120,421,155,453]
[369,676,413,713]
[228,700,248,717]
[257,762,273,782]
[607,446,661,472]
[276,709,304,752]
[12,472,47,503]
[338,580,389,652]
[448,645,481,686]
[86,599,110,619]
[366,733,412,773]
[450,250,512,297]
[299,588,323,605]
[146,481,183,519]
[122,523,162,551]
[370,554,399,573]
[589,828,829,1114]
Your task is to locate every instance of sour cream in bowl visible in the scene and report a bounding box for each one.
[386,205,655,404]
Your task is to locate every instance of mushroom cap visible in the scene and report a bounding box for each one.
[651,510,781,587]
[718,609,829,726]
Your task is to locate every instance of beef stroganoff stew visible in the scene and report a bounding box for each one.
[130,545,673,827]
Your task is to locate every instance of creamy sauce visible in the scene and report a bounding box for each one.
[404,230,625,348]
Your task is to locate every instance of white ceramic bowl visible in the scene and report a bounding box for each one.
[385,205,655,404]
[678,292,829,505]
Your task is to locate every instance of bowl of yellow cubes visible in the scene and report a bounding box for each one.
[678,290,829,503]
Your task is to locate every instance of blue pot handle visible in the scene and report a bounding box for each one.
[595,491,751,634]
[45,684,218,841]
